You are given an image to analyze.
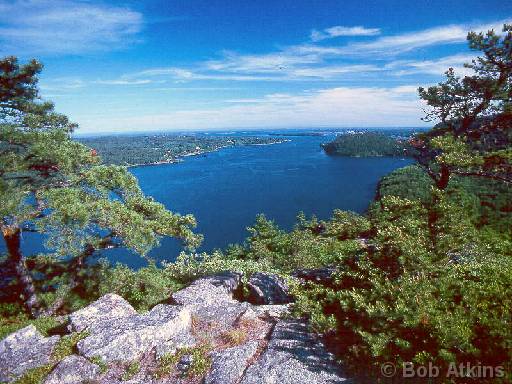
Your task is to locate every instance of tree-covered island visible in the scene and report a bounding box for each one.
[321,131,415,157]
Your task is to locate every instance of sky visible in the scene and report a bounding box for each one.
[1,0,511,133]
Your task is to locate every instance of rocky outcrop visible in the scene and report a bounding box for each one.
[0,325,60,383]
[247,272,293,305]
[76,301,191,362]
[172,272,249,334]
[241,320,349,384]
[205,341,259,384]
[68,293,136,332]
[0,272,351,384]
[44,355,99,384]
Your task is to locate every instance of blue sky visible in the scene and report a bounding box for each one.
[1,0,511,133]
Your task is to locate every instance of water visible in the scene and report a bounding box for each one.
[3,131,414,267]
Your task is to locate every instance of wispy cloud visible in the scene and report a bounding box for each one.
[205,51,321,73]
[113,19,505,84]
[39,77,86,91]
[311,26,380,41]
[78,85,427,132]
[93,79,156,86]
[341,19,511,55]
[0,0,143,55]
[121,62,382,83]
[387,54,477,76]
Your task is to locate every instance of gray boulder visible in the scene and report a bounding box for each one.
[155,328,197,358]
[68,293,136,332]
[199,271,243,294]
[240,320,350,384]
[172,273,240,306]
[0,325,60,383]
[44,355,99,384]
[205,341,259,384]
[172,274,249,333]
[247,272,292,305]
[76,300,191,362]
[241,304,290,321]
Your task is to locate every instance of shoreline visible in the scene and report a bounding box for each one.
[126,139,290,168]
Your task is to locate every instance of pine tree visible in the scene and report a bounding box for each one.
[0,57,202,317]
[415,25,512,189]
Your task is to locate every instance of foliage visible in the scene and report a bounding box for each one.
[322,131,414,157]
[12,365,52,384]
[121,361,141,381]
[224,212,369,272]
[2,25,512,384]
[415,25,512,189]
[52,331,89,361]
[0,56,201,316]
[156,344,213,379]
[288,25,512,381]
[0,311,60,340]
[163,248,279,283]
[375,165,433,203]
[92,262,183,311]
[89,356,108,374]
[80,134,284,166]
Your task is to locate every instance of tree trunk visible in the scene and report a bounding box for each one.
[2,226,41,318]
[436,164,451,190]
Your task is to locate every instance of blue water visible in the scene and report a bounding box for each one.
[3,131,413,267]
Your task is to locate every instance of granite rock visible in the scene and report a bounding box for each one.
[0,325,60,383]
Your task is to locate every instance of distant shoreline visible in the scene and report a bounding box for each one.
[126,139,290,168]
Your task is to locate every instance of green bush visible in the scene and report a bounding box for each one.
[93,262,183,311]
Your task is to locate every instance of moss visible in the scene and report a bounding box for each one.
[51,331,89,361]
[155,343,213,379]
[12,365,53,384]
[89,356,108,374]
[121,361,140,381]
[0,314,61,341]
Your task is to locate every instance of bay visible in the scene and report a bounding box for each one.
[3,130,414,268]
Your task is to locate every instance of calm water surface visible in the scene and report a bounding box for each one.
[6,132,413,267]
[110,133,412,266]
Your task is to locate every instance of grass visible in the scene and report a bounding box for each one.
[155,343,213,379]
[89,356,108,374]
[12,365,53,384]
[121,361,140,381]
[221,328,248,347]
[0,312,61,341]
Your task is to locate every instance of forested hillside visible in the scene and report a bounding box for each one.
[79,134,284,166]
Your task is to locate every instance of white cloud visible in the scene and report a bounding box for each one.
[0,0,143,55]
[388,54,477,76]
[205,51,321,73]
[114,19,506,84]
[39,77,86,91]
[93,79,155,86]
[341,20,511,55]
[311,26,381,41]
[77,86,427,132]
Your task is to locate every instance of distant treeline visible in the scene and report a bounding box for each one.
[79,134,284,166]
[321,131,415,157]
